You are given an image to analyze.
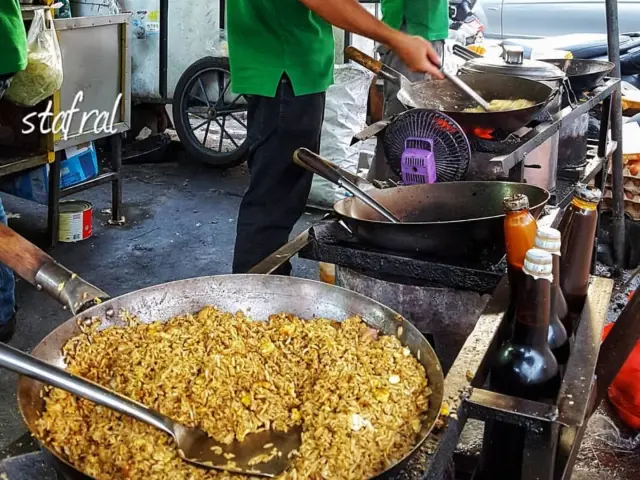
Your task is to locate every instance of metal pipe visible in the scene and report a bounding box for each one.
[159,0,169,101]
[605,0,625,272]
[220,0,226,29]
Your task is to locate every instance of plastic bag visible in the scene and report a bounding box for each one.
[6,10,63,107]
[308,64,373,210]
[206,29,229,58]
[602,322,640,430]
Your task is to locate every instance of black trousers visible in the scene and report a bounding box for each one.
[232,76,326,275]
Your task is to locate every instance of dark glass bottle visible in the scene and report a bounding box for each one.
[557,184,602,325]
[534,227,570,368]
[478,248,561,479]
[491,247,561,400]
[503,194,537,331]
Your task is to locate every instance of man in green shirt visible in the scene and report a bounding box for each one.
[229,0,443,274]
[368,0,450,182]
[0,0,27,342]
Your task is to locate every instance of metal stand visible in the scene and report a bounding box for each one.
[46,133,124,246]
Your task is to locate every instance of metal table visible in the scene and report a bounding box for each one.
[1,10,132,246]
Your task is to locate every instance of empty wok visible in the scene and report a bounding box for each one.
[333,181,550,257]
[539,58,614,93]
[0,224,444,480]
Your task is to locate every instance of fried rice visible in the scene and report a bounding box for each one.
[35,307,430,479]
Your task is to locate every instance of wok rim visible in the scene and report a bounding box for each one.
[398,74,554,113]
[333,181,551,226]
[539,58,615,76]
[16,274,445,480]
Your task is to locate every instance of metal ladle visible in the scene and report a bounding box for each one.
[0,342,301,477]
[344,46,491,111]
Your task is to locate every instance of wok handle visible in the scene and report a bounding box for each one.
[293,148,343,184]
[0,223,108,315]
[0,342,176,438]
[344,46,400,85]
[294,149,400,223]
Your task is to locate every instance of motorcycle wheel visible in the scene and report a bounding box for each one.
[173,57,250,168]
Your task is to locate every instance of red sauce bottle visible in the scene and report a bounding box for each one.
[504,194,537,328]
[557,184,602,323]
[534,227,570,368]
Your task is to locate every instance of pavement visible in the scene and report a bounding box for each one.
[0,153,321,450]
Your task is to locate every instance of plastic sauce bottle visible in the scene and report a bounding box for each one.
[503,194,537,328]
[557,184,602,322]
[534,227,570,368]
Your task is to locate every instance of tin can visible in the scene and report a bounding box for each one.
[58,201,93,243]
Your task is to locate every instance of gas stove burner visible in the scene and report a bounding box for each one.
[467,128,526,154]
[383,109,471,183]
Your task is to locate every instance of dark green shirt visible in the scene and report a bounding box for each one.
[0,0,28,76]
[382,0,449,42]
[227,0,335,97]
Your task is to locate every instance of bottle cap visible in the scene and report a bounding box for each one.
[523,248,554,281]
[574,184,602,204]
[534,227,561,255]
[503,194,530,212]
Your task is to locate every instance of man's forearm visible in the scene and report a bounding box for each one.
[299,0,400,47]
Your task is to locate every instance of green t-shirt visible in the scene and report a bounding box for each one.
[0,0,28,76]
[227,0,335,97]
[381,0,449,42]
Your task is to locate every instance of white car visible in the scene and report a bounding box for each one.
[473,0,640,39]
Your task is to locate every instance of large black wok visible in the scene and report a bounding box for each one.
[344,46,555,133]
[540,58,614,93]
[398,74,555,133]
[0,224,444,480]
[294,149,550,258]
[334,181,549,257]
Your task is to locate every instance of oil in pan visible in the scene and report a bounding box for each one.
[58,200,93,243]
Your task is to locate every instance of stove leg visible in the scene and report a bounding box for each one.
[521,422,558,480]
[593,96,613,274]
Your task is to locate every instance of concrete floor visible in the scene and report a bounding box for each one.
[0,156,321,450]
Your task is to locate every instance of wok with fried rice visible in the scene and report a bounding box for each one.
[0,223,444,480]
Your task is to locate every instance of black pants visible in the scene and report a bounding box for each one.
[232,76,326,275]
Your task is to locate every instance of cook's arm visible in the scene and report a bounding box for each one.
[299,0,444,79]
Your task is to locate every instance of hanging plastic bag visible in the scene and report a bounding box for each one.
[6,9,63,107]
[602,322,640,430]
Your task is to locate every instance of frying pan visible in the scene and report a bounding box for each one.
[539,58,614,93]
[345,47,556,133]
[293,150,550,258]
[0,224,444,480]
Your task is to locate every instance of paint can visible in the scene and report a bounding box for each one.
[58,200,93,243]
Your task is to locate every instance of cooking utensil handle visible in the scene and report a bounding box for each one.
[0,342,176,438]
[0,223,108,314]
[294,149,400,223]
[344,46,400,85]
[249,229,312,275]
[293,148,343,184]
[442,71,491,111]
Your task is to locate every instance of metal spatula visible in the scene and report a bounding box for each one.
[345,46,491,111]
[0,342,301,477]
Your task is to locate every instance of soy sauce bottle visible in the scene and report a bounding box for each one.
[534,227,570,368]
[557,184,602,330]
[479,248,561,479]
[504,194,537,331]
[491,247,561,400]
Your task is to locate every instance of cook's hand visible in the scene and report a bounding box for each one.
[389,33,444,80]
